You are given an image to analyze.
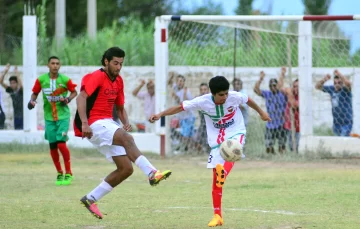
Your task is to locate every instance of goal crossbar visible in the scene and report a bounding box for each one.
[161,15,360,22]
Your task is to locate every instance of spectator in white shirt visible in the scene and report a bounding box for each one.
[132,79,155,132]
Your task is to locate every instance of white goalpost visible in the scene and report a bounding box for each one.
[154,15,360,157]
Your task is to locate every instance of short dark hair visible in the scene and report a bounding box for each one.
[209,76,230,94]
[177,74,186,81]
[269,78,278,85]
[9,76,18,83]
[48,56,60,63]
[232,78,242,85]
[199,82,208,88]
[101,47,126,66]
[334,75,340,80]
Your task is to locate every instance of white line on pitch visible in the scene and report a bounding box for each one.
[165,206,306,216]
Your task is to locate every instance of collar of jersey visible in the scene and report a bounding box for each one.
[100,68,118,82]
[48,73,59,79]
[211,96,223,105]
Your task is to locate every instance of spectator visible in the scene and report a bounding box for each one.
[281,79,300,153]
[0,64,23,129]
[168,73,196,151]
[0,67,6,129]
[196,83,211,153]
[254,70,287,154]
[315,70,352,136]
[132,79,155,132]
[232,78,248,126]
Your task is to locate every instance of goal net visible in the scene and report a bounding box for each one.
[154,15,360,157]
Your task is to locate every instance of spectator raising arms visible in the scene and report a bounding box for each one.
[315,70,353,136]
[132,79,155,133]
[254,70,287,154]
[0,64,23,129]
[277,67,300,153]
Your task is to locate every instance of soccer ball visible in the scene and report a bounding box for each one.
[219,139,243,162]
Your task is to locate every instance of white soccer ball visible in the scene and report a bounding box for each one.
[219,139,243,162]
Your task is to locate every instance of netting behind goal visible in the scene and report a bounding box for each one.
[157,16,360,157]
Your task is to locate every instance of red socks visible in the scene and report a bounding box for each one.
[212,169,222,216]
[212,162,235,217]
[50,148,63,174]
[57,142,72,175]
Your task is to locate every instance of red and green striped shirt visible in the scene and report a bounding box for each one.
[32,73,77,121]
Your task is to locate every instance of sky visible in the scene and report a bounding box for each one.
[183,0,360,53]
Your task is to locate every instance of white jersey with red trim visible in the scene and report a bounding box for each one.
[182,91,248,148]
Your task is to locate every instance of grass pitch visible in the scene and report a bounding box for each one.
[1,149,360,229]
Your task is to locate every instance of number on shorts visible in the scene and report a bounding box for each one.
[208,154,213,163]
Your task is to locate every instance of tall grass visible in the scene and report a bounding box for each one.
[3,17,360,66]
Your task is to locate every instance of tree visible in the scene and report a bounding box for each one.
[302,0,331,15]
[234,0,254,51]
[235,0,253,15]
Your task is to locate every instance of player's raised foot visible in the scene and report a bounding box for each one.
[149,170,172,186]
[215,164,226,188]
[62,174,73,186]
[56,173,64,186]
[80,196,103,219]
[208,214,224,227]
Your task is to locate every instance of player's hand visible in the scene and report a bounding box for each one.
[260,71,265,80]
[123,123,132,132]
[60,97,71,106]
[149,114,161,123]
[260,111,271,122]
[27,100,36,110]
[82,123,93,139]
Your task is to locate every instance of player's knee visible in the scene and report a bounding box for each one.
[122,133,135,147]
[117,165,133,178]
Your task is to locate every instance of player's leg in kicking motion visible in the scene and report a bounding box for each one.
[208,161,235,227]
[208,134,245,227]
[81,126,171,219]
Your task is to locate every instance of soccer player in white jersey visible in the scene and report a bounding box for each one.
[149,76,271,227]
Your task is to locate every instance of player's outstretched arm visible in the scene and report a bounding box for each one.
[149,105,183,123]
[246,98,271,121]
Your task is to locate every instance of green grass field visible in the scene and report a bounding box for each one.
[1,148,360,229]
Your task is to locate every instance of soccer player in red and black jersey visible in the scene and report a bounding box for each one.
[75,47,171,219]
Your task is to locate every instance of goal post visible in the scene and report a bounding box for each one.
[154,15,360,157]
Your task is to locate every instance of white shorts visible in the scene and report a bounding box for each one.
[207,134,246,168]
[88,119,126,162]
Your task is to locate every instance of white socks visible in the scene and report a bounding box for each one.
[87,180,113,202]
[135,155,157,177]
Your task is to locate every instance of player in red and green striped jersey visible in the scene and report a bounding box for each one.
[28,56,78,186]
